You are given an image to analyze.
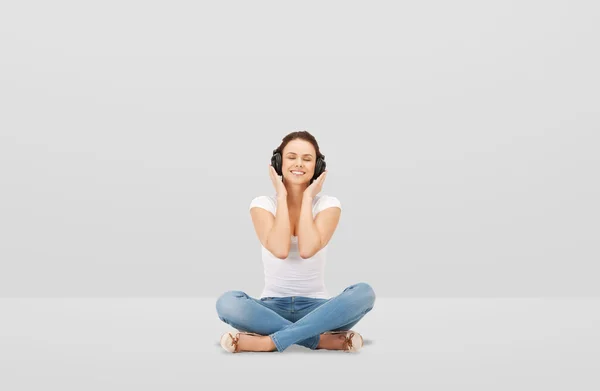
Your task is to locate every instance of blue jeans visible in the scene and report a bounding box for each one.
[215,282,376,352]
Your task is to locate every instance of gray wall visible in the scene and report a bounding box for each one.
[1,0,598,298]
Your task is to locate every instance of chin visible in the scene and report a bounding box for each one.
[287,177,307,183]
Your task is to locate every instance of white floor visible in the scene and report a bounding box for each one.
[0,298,599,390]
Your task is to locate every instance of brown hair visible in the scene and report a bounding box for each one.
[275,130,325,160]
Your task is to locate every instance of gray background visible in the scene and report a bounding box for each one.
[1,0,598,298]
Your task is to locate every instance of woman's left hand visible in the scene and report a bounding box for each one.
[303,170,327,198]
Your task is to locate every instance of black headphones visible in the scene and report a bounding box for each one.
[271,148,326,185]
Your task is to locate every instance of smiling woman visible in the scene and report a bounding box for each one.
[214,130,377,354]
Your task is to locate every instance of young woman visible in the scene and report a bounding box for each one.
[215,131,376,353]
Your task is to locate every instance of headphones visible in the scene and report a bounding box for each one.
[271,147,326,185]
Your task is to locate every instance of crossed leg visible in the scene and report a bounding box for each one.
[216,282,376,352]
[268,282,376,351]
[215,290,319,349]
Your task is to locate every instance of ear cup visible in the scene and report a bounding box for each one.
[311,155,326,184]
[271,149,282,176]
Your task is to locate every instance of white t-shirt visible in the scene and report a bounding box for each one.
[249,194,342,299]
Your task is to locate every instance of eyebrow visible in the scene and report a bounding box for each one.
[286,152,314,157]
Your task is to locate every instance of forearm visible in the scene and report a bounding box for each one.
[265,195,291,258]
[297,195,321,258]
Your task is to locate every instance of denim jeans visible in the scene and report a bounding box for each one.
[215,282,376,352]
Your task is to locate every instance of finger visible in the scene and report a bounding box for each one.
[272,167,282,181]
[272,166,281,179]
[319,173,327,186]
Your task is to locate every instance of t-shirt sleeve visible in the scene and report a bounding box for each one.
[314,195,342,216]
[249,196,276,216]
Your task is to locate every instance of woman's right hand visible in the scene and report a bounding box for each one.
[269,164,287,198]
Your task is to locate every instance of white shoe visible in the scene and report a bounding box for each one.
[220,331,264,353]
[322,330,364,352]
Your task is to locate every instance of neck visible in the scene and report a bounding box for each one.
[283,178,309,207]
[287,190,305,207]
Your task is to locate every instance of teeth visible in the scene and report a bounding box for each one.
[291,171,305,175]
